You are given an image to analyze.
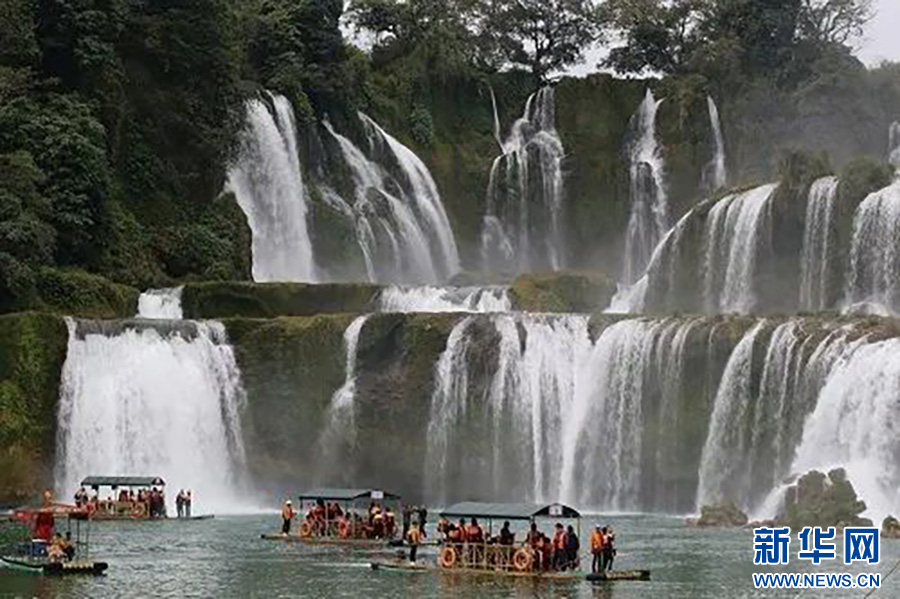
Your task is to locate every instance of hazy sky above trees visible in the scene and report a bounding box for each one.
[861,0,900,64]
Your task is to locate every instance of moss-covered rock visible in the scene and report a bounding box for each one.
[687,502,749,527]
[228,311,467,503]
[509,271,617,313]
[182,281,382,319]
[32,268,139,318]
[0,312,68,505]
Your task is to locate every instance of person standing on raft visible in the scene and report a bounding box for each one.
[406,521,423,563]
[590,525,606,573]
[281,500,295,535]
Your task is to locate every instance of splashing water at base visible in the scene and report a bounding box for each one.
[56,319,250,514]
[137,288,184,319]
[378,286,511,313]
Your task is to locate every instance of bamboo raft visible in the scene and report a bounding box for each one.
[586,570,651,582]
[0,556,109,576]
[259,533,408,547]
[370,559,582,580]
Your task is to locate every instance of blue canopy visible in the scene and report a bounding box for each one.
[440,502,581,521]
[297,488,401,501]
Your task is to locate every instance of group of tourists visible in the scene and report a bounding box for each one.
[435,518,582,572]
[589,525,617,573]
[73,486,167,518]
[280,499,403,540]
[175,490,193,518]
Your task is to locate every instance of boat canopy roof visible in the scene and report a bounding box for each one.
[80,476,165,488]
[440,502,581,521]
[297,488,401,501]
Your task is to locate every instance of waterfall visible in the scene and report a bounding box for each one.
[481,87,565,273]
[378,285,511,313]
[799,177,839,312]
[489,85,503,151]
[424,314,711,511]
[696,321,767,509]
[56,319,248,513]
[845,182,900,315]
[622,89,668,284]
[703,96,728,192]
[703,184,778,313]
[228,93,316,283]
[424,317,477,505]
[315,315,370,481]
[322,114,459,284]
[889,121,900,172]
[137,287,184,319]
[788,338,900,523]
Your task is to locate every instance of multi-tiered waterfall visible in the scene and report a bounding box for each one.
[230,92,459,285]
[481,87,565,273]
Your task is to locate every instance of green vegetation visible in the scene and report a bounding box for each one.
[0,0,897,315]
[0,312,68,505]
[182,281,381,319]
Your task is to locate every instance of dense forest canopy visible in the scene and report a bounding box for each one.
[0,0,896,312]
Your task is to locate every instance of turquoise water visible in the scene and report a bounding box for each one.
[1,514,897,597]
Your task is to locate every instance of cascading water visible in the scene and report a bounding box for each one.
[424,314,717,512]
[137,287,184,319]
[703,96,728,193]
[787,338,900,523]
[703,184,778,313]
[378,285,511,313]
[696,322,767,509]
[622,89,668,284]
[481,87,565,273]
[844,182,900,314]
[315,315,370,483]
[56,319,248,513]
[228,93,317,283]
[489,85,503,151]
[889,121,900,172]
[799,177,839,311]
[322,114,459,284]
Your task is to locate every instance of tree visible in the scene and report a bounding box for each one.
[484,0,602,83]
[798,0,873,46]
[602,0,704,74]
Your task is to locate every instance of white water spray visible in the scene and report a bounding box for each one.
[379,286,511,313]
[137,287,184,319]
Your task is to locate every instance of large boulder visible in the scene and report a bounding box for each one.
[882,516,900,539]
[509,271,616,313]
[687,502,749,527]
[775,469,873,529]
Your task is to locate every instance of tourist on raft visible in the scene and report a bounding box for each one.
[281,500,295,535]
[406,521,423,563]
[603,526,616,571]
[590,525,605,573]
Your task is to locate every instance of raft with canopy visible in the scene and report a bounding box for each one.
[77,476,213,521]
[261,488,405,546]
[371,501,584,579]
[1,500,108,576]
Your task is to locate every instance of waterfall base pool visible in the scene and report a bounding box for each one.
[2,514,897,597]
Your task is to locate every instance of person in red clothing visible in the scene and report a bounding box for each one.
[552,523,566,570]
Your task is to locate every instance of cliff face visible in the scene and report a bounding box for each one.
[0,313,68,505]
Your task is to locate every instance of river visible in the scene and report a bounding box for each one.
[2,514,897,597]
